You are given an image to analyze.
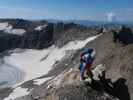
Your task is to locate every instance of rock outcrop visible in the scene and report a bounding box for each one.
[113,26,133,44]
[0,19,101,52]
[44,83,118,100]
[0,23,54,52]
[32,29,133,100]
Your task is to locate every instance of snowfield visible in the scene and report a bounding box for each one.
[0,62,24,89]
[3,35,100,100]
[0,22,26,35]
[0,22,9,30]
[4,87,32,100]
[35,24,48,31]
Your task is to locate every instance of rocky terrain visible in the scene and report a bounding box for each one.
[0,19,53,52]
[0,19,99,53]
[0,19,133,100]
[23,27,133,100]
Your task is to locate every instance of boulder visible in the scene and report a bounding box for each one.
[113,26,133,44]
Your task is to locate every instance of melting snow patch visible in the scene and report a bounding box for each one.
[63,36,99,50]
[35,24,48,31]
[0,22,9,30]
[7,29,26,35]
[4,87,31,100]
[68,68,73,73]
[0,22,26,35]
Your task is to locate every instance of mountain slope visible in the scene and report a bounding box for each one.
[0,19,133,100]
[26,31,132,100]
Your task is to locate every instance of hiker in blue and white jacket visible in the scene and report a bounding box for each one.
[79,48,96,80]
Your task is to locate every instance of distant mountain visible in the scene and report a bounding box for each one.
[0,18,100,52]
[47,19,133,27]
[47,19,106,26]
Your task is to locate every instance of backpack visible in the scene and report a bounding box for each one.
[80,48,95,63]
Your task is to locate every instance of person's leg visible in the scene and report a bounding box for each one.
[84,64,93,83]
[86,64,93,78]
[80,63,86,80]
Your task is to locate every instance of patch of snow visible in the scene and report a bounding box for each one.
[4,87,31,100]
[35,24,48,31]
[0,22,26,35]
[62,35,100,50]
[4,46,53,87]
[6,29,26,35]
[68,68,73,73]
[0,22,9,30]
[33,77,52,85]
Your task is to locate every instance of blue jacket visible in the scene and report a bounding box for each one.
[80,48,95,64]
[79,48,95,71]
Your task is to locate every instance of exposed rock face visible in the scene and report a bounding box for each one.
[83,31,132,100]
[0,23,54,52]
[41,67,118,100]
[44,83,118,100]
[0,88,12,100]
[0,19,101,52]
[54,22,99,47]
[25,70,118,100]
[0,19,101,53]
[32,30,133,100]
[113,26,133,44]
[0,33,21,52]
[21,23,54,49]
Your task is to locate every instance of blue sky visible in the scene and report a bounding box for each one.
[0,0,133,21]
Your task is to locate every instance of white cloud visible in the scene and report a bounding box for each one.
[106,12,116,22]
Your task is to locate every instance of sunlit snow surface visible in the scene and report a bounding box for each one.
[0,62,24,89]
[0,22,26,35]
[2,35,100,100]
[34,24,48,31]
[4,87,31,100]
